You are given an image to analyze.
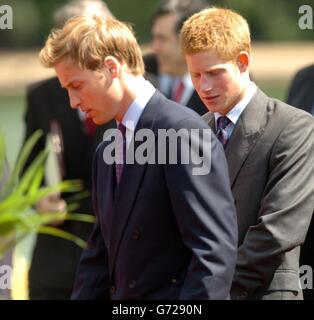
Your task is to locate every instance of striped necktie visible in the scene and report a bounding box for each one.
[216,116,231,148]
[115,122,126,184]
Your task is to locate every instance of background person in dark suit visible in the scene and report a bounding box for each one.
[149,0,209,115]
[24,0,114,300]
[181,7,314,300]
[287,64,314,300]
[287,64,314,115]
[39,14,238,299]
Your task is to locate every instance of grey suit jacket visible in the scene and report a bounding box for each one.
[203,88,314,299]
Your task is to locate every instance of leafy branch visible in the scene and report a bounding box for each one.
[0,130,95,259]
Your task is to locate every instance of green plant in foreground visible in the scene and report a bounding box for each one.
[0,130,95,259]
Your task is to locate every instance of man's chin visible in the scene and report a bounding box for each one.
[91,117,102,125]
[202,101,216,112]
[94,117,115,125]
[203,104,222,114]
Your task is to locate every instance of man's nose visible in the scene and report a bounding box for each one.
[200,74,213,92]
[69,92,81,109]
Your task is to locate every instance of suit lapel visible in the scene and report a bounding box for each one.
[226,89,269,186]
[108,91,162,274]
[203,89,269,187]
[93,120,116,151]
[100,147,116,228]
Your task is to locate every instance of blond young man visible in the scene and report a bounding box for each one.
[181,7,314,300]
[39,15,238,299]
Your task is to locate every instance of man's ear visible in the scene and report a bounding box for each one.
[236,51,250,73]
[104,56,119,77]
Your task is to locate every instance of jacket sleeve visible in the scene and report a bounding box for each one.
[231,111,314,298]
[165,118,238,300]
[71,146,110,299]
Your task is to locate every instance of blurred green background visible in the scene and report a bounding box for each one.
[1,0,313,48]
[0,0,313,165]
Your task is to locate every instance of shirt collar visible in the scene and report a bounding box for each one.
[117,78,156,132]
[214,81,257,125]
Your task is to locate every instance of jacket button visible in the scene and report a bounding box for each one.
[110,285,116,295]
[128,280,137,289]
[171,278,177,284]
[131,229,141,240]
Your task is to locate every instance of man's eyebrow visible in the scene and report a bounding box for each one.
[190,67,223,74]
[62,80,78,89]
[207,65,225,72]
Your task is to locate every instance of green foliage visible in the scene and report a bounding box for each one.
[218,0,314,41]
[0,130,95,259]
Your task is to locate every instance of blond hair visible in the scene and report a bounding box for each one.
[39,15,145,75]
[180,7,251,61]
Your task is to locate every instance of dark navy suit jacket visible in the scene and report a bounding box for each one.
[71,91,238,300]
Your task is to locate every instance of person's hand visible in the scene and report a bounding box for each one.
[35,194,67,226]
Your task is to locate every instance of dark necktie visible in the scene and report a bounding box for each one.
[216,116,231,148]
[115,122,126,184]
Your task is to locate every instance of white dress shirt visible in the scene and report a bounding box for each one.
[214,81,257,138]
[118,78,156,149]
